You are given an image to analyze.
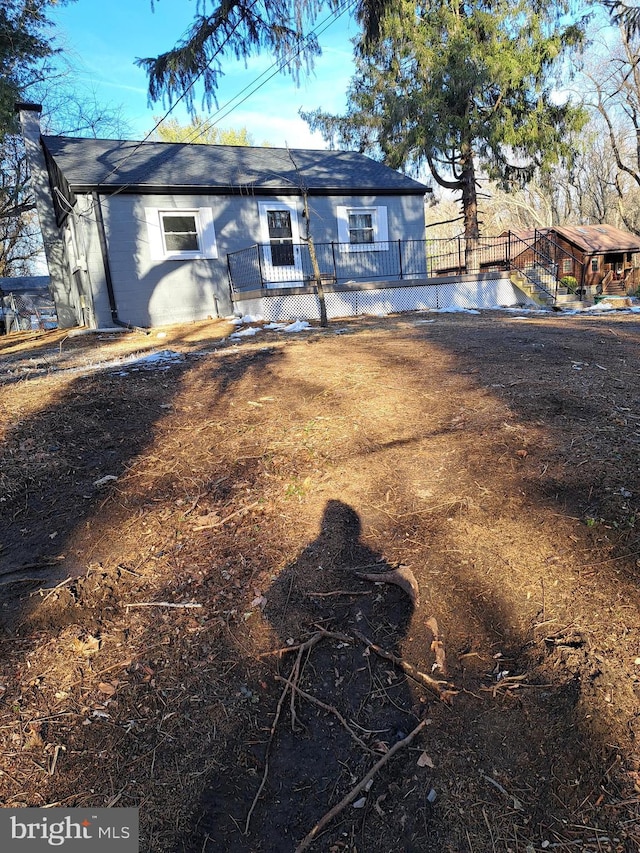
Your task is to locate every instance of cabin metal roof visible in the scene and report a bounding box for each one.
[507,225,640,254]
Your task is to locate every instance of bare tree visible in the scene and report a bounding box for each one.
[582,20,640,234]
[0,88,132,277]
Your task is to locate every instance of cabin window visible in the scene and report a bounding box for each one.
[562,258,573,274]
[336,206,389,252]
[144,207,218,261]
[591,258,599,272]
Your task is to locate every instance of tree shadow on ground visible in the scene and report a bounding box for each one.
[0,344,282,627]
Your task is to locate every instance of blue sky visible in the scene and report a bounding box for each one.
[50,0,359,148]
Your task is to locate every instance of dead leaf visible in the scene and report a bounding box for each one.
[192,512,222,530]
[71,634,101,656]
[374,794,387,817]
[417,750,435,768]
[354,565,420,607]
[97,681,118,696]
[426,616,447,674]
[516,449,528,458]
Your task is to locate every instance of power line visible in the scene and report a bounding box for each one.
[95,0,264,188]
[73,0,356,222]
[181,0,357,146]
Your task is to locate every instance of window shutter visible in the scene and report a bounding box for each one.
[198,207,218,259]
[336,206,350,244]
[375,206,389,243]
[144,208,165,261]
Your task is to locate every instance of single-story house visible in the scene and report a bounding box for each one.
[506,225,640,294]
[17,103,429,329]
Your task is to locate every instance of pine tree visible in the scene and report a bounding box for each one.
[0,0,66,139]
[304,0,588,241]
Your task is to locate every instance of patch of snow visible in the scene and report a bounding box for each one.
[61,348,186,377]
[68,327,131,337]
[435,306,481,315]
[283,320,311,333]
[230,327,261,339]
[582,303,614,312]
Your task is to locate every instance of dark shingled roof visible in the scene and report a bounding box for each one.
[41,136,428,195]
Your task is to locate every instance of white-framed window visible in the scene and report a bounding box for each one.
[144,207,218,261]
[562,258,573,274]
[336,205,389,252]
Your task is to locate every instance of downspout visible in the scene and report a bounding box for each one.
[92,192,144,332]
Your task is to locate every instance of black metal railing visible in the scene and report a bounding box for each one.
[226,234,584,297]
[228,237,511,293]
[507,234,559,301]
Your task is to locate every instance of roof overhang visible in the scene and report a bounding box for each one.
[72,184,429,197]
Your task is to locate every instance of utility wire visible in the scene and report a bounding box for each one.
[93,0,264,189]
[180,0,357,146]
[66,0,356,224]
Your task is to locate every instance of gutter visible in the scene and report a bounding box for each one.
[71,184,429,197]
[92,192,147,333]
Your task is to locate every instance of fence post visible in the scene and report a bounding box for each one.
[226,252,235,308]
[331,242,337,283]
[398,239,403,280]
[256,244,265,292]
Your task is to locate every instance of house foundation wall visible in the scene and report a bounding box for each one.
[233,273,532,321]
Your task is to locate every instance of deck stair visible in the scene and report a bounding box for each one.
[602,274,627,296]
[510,265,590,310]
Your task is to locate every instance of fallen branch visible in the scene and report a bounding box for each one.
[482,774,523,811]
[353,630,457,704]
[294,717,430,852]
[307,590,372,598]
[353,566,420,607]
[38,577,73,605]
[2,556,65,575]
[245,664,292,835]
[257,629,352,659]
[193,500,260,531]
[124,601,202,610]
[246,629,344,833]
[274,676,375,754]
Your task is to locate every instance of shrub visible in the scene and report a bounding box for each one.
[559,275,578,292]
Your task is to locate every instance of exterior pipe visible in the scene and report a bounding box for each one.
[92,192,147,333]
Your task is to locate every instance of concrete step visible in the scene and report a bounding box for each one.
[555,292,580,304]
[553,300,589,311]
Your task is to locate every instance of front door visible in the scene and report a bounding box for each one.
[259,202,304,287]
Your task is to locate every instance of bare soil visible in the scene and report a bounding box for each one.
[1,310,640,852]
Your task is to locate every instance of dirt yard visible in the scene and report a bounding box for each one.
[1,308,640,852]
